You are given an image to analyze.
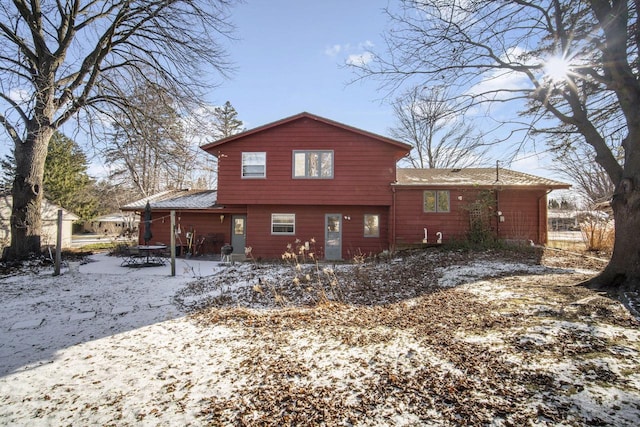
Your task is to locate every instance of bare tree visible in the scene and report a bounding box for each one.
[0,0,235,259]
[391,86,490,168]
[352,0,640,294]
[104,81,197,197]
[551,144,616,208]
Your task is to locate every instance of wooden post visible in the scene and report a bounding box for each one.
[53,209,62,276]
[170,210,176,276]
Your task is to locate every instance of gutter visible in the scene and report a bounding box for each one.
[538,189,554,244]
[391,185,397,252]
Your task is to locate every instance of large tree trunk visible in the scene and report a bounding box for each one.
[582,178,640,295]
[5,127,53,260]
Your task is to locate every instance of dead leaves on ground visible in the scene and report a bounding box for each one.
[184,248,639,426]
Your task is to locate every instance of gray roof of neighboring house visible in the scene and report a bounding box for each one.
[90,213,139,223]
[395,168,571,189]
[122,190,218,211]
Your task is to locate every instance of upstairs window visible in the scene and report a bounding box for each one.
[293,151,333,178]
[424,190,450,213]
[242,152,266,178]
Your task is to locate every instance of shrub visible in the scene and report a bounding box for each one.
[580,217,614,252]
[249,238,346,306]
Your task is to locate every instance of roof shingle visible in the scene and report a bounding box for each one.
[395,168,570,189]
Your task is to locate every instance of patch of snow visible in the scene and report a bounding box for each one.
[111,305,134,315]
[69,312,96,321]
[437,261,550,287]
[10,318,45,330]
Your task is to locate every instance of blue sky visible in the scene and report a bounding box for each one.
[1,0,571,196]
[210,0,395,135]
[206,1,571,190]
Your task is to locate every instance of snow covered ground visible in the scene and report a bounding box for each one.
[0,249,638,426]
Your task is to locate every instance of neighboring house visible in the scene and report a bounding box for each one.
[548,208,610,232]
[0,195,79,249]
[122,112,570,260]
[81,212,139,237]
[548,209,580,231]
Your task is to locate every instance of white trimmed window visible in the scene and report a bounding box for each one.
[242,152,266,178]
[271,213,295,235]
[423,190,450,213]
[293,151,333,178]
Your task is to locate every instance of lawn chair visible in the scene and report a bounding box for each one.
[154,242,170,258]
[120,246,143,266]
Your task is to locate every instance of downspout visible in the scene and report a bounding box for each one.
[494,161,502,239]
[495,188,500,239]
[391,185,397,252]
[538,189,553,244]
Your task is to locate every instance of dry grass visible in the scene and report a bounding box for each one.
[581,220,615,252]
[182,247,639,426]
[547,239,587,252]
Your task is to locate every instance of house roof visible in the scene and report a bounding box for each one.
[200,112,413,156]
[0,195,80,221]
[90,213,139,223]
[395,168,571,190]
[121,190,218,211]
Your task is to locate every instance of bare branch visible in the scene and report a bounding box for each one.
[352,0,634,185]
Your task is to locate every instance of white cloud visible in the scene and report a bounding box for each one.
[359,40,374,49]
[468,68,532,101]
[324,41,375,66]
[324,44,343,57]
[9,88,31,104]
[466,46,537,101]
[346,51,374,66]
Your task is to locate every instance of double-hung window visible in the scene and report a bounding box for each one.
[242,152,266,178]
[271,213,295,235]
[423,190,450,213]
[293,151,333,178]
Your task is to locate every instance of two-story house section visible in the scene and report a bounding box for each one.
[200,112,412,260]
[123,112,570,261]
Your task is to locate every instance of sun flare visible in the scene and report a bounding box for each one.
[544,56,571,82]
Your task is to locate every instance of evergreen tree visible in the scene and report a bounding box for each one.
[212,101,244,138]
[43,133,99,220]
[0,152,15,194]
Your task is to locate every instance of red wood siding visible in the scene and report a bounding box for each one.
[393,187,549,246]
[139,211,233,255]
[208,118,401,206]
[393,187,474,245]
[496,190,548,243]
[244,205,390,260]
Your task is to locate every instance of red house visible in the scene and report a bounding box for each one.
[123,113,569,260]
